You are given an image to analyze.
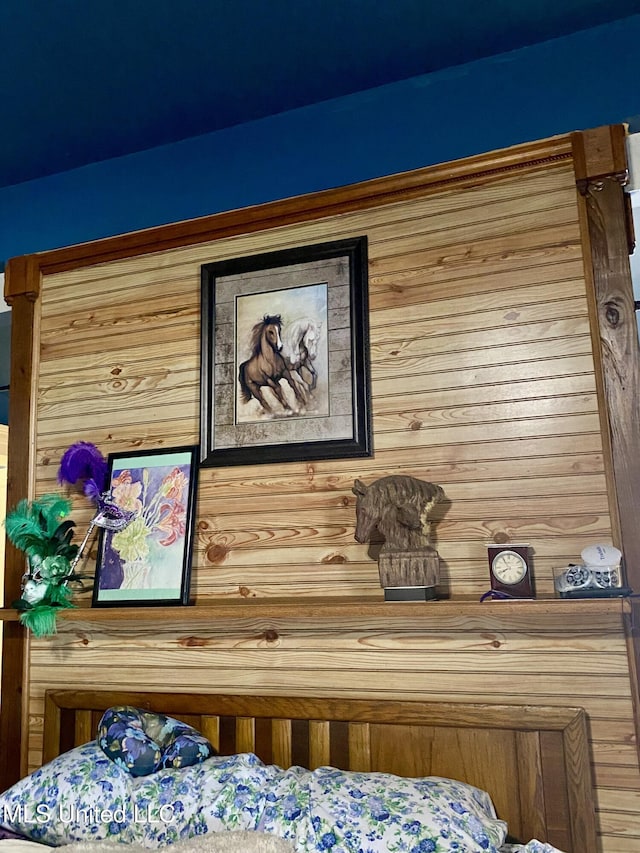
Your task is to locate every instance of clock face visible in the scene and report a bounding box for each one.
[491,550,528,585]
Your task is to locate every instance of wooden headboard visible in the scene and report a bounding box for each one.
[43,690,597,853]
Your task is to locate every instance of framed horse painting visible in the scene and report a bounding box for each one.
[200,237,372,467]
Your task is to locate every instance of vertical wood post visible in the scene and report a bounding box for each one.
[0,255,40,790]
[572,124,640,761]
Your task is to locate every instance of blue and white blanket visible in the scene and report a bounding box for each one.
[0,744,566,853]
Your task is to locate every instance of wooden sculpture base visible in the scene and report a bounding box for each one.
[378,550,440,600]
[384,586,439,601]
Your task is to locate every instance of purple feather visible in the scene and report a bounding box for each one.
[83,479,104,501]
[58,442,108,503]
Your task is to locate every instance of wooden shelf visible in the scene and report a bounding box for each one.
[0,595,631,633]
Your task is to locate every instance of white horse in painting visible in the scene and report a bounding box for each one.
[281,318,322,400]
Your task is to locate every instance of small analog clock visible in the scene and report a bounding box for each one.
[487,544,534,598]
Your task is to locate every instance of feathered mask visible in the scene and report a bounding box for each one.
[5,442,133,637]
[5,494,83,636]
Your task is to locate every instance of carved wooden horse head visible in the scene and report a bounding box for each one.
[352,475,445,552]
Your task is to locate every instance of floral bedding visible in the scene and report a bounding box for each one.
[0,742,566,853]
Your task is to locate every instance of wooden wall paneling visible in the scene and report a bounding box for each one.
[0,256,41,790]
[28,159,610,603]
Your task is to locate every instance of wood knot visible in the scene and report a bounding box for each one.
[605,301,620,327]
[110,366,122,376]
[482,632,503,649]
[409,420,422,431]
[239,585,253,597]
[206,544,228,565]
[263,629,279,643]
[179,636,209,647]
[321,553,346,564]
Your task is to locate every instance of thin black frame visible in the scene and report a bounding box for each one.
[200,236,372,467]
[92,445,198,607]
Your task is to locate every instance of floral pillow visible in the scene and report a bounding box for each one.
[97,706,216,777]
[0,747,273,847]
[256,766,508,853]
[128,752,281,846]
[0,741,133,845]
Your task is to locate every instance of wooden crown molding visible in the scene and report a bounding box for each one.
[18,133,574,276]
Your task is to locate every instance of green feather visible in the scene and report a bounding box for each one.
[19,606,60,638]
[33,494,73,537]
[50,520,79,562]
[5,494,77,560]
[46,584,74,606]
[5,500,49,554]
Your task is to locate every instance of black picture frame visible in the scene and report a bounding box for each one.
[200,236,372,467]
[92,445,198,607]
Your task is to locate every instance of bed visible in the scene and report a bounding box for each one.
[0,689,597,853]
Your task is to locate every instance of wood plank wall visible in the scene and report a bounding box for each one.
[23,160,640,851]
[36,164,610,598]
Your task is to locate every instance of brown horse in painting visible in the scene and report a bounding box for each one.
[238,315,306,414]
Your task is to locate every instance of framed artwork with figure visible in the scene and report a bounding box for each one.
[200,236,372,467]
[92,445,198,607]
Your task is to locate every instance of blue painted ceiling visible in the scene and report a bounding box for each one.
[1,0,639,189]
